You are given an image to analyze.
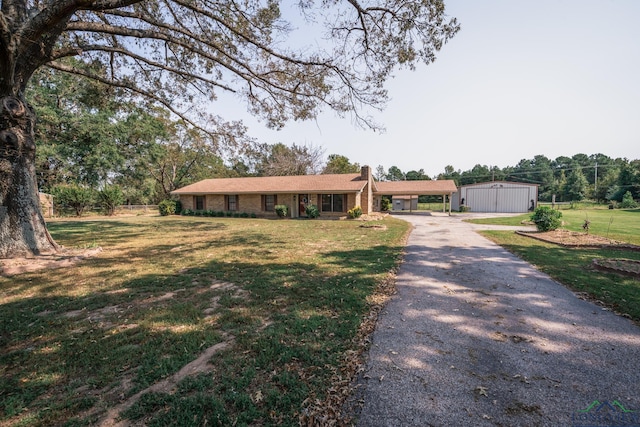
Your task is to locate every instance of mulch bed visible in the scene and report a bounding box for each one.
[516,229,640,278]
[515,229,640,250]
[592,258,640,278]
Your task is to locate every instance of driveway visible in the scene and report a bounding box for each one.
[353,213,640,426]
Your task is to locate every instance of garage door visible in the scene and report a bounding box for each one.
[467,187,530,213]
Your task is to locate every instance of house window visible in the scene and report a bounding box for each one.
[321,194,345,212]
[263,195,276,212]
[226,195,238,211]
[195,196,205,211]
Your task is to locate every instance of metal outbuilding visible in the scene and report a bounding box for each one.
[452,181,538,213]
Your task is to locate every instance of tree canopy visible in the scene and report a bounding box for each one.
[323,154,360,174]
[2,0,460,131]
[0,0,459,257]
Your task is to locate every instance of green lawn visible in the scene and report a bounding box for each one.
[467,208,640,245]
[474,208,640,321]
[0,215,410,426]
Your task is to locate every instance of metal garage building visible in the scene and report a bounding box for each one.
[452,181,538,213]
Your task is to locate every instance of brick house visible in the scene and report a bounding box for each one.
[172,166,457,218]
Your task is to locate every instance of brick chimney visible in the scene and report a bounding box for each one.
[360,165,373,214]
[360,165,371,181]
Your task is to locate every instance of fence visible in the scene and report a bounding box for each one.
[537,201,604,210]
[52,204,159,217]
[115,204,159,214]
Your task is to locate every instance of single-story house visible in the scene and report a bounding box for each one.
[451,181,538,213]
[172,166,458,218]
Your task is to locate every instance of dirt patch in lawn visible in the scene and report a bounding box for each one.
[0,247,103,276]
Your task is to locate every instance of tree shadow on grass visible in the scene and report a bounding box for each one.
[0,241,404,426]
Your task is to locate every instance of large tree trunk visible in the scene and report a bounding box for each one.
[0,95,59,258]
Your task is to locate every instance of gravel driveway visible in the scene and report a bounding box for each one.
[353,213,640,426]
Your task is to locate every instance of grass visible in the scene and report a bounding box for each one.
[466,207,640,245]
[417,202,450,211]
[473,208,640,321]
[0,215,410,426]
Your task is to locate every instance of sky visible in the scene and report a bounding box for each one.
[215,0,640,177]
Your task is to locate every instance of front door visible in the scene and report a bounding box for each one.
[298,194,308,216]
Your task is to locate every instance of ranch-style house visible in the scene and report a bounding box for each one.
[172,166,458,218]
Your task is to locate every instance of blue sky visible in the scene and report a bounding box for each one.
[218,0,640,176]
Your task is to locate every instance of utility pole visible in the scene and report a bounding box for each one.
[594,161,598,195]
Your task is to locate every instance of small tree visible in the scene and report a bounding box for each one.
[619,191,638,209]
[52,185,95,217]
[98,185,125,216]
[530,206,563,232]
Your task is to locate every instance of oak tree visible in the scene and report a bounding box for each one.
[323,154,360,174]
[0,0,459,257]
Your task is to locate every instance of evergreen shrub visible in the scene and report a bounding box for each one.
[530,206,562,231]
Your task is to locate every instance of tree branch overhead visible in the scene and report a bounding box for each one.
[0,0,458,257]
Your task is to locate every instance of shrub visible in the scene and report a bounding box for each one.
[459,205,471,212]
[306,204,319,218]
[619,191,638,209]
[158,199,177,216]
[226,211,234,217]
[381,197,391,212]
[250,213,257,218]
[182,208,193,216]
[275,205,288,218]
[240,212,249,218]
[174,199,182,214]
[530,206,562,231]
[348,205,363,219]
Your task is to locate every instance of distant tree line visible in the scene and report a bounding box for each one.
[375,154,640,203]
[31,66,637,209]
[30,65,365,209]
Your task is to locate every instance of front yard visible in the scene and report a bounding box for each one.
[0,215,410,426]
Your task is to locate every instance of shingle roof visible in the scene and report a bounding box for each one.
[375,180,457,195]
[171,173,368,195]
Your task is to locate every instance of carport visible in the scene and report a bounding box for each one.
[374,180,458,215]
